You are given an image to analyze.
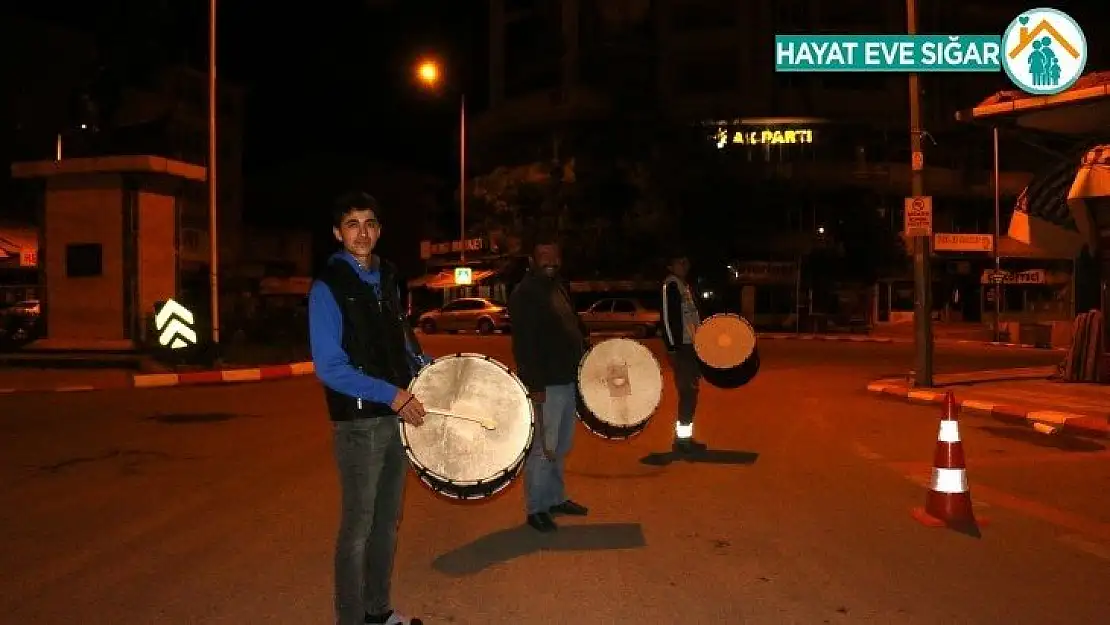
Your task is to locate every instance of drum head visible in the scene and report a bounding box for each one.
[402,353,533,487]
[694,314,757,370]
[578,338,662,431]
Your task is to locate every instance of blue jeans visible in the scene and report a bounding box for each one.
[524,383,578,515]
[332,416,407,625]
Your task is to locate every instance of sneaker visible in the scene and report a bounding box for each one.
[365,610,423,624]
[550,499,589,516]
[526,512,558,532]
[673,438,708,454]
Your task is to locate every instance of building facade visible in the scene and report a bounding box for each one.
[473,0,1037,324]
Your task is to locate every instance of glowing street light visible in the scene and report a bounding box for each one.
[416,59,440,87]
[415,57,469,264]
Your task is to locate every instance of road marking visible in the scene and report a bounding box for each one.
[890,461,1110,543]
[54,386,95,392]
[288,362,315,375]
[850,442,884,461]
[1057,534,1110,562]
[0,388,14,393]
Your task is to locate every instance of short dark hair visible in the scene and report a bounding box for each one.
[331,191,380,228]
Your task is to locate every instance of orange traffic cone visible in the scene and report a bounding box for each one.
[911,392,985,528]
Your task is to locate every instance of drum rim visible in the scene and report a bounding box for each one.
[694,313,757,370]
[399,352,535,490]
[576,337,663,431]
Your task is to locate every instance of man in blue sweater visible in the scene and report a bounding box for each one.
[308,191,429,625]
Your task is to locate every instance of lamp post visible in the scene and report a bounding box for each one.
[907,0,933,387]
[208,0,220,344]
[416,59,468,265]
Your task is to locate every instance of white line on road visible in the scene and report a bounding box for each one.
[1057,534,1110,562]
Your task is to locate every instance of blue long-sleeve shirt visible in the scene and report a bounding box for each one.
[308,252,424,406]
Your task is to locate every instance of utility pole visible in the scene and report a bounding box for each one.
[208,0,220,344]
[908,0,933,387]
[992,126,1002,342]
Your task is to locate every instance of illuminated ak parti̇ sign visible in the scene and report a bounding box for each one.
[715,127,815,149]
[154,298,197,349]
[454,267,473,286]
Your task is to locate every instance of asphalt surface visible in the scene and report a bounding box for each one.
[2,336,1107,624]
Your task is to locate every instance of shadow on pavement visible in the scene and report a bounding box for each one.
[638,449,760,466]
[147,412,252,424]
[432,522,646,576]
[974,425,1106,452]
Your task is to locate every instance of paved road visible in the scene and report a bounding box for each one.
[2,337,1107,624]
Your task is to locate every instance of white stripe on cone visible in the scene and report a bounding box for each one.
[938,419,961,443]
[931,467,968,494]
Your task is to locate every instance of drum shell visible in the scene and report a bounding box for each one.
[409,454,528,501]
[576,392,650,441]
[699,346,761,389]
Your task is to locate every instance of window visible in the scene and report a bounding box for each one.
[65,243,103,278]
[590,300,614,313]
[612,300,636,313]
[820,74,888,91]
[674,54,739,95]
[670,0,737,31]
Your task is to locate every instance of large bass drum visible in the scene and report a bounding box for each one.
[401,353,534,500]
[576,338,663,440]
[693,314,761,389]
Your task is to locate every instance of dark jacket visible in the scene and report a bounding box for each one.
[661,274,693,352]
[308,252,425,420]
[508,272,588,392]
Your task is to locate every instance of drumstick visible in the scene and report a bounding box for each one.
[425,408,497,430]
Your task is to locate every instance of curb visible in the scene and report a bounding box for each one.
[758,333,895,343]
[0,362,316,395]
[131,361,315,388]
[866,380,1110,439]
[758,333,1064,351]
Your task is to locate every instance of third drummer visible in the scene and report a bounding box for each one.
[662,252,708,454]
[509,239,590,533]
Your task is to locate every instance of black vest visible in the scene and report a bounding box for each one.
[315,256,419,420]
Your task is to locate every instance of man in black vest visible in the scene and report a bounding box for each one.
[509,240,590,532]
[308,191,428,625]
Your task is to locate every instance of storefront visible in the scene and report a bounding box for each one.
[956,72,1110,360]
[406,234,527,314]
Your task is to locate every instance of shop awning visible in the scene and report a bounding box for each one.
[955,71,1110,135]
[1066,145,1110,251]
[408,270,497,290]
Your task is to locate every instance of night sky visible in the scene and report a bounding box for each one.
[10,0,487,182]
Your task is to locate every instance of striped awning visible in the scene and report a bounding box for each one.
[1066,144,1110,250]
[1006,142,1106,257]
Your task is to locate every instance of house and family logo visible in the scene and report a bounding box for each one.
[1001,8,1087,95]
[774,7,1087,96]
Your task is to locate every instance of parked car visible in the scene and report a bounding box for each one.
[579,297,660,337]
[418,297,510,335]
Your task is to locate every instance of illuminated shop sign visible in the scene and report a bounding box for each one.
[714,127,815,149]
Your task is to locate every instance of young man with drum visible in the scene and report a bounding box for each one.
[308,191,429,625]
[509,240,590,533]
[661,253,708,454]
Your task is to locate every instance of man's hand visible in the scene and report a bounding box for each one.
[391,389,426,426]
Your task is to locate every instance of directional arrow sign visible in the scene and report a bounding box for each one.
[154,299,197,349]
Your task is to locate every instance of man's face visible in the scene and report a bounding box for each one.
[670,257,690,278]
[333,209,381,258]
[533,244,561,278]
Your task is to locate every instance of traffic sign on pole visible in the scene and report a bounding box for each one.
[904,196,933,237]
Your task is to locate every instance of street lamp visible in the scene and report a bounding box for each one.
[208,0,220,344]
[415,58,468,264]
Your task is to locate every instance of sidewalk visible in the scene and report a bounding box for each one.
[867,366,1110,439]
